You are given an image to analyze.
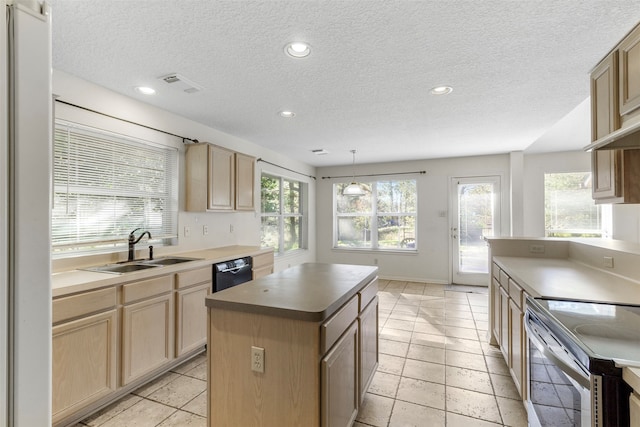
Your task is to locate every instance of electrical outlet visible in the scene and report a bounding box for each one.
[184,226,191,237]
[373,258,378,265]
[203,225,209,235]
[529,244,545,254]
[603,256,614,268]
[251,346,264,373]
[230,224,234,233]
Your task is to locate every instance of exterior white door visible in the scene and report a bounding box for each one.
[450,176,501,286]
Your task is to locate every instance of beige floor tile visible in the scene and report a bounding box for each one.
[385,318,416,332]
[356,393,395,427]
[81,394,143,426]
[99,399,176,427]
[482,343,503,357]
[407,343,445,364]
[388,312,420,322]
[446,412,502,426]
[380,327,413,343]
[393,304,420,314]
[389,400,445,426]
[380,339,410,357]
[444,317,477,329]
[411,331,446,348]
[445,310,475,320]
[496,396,528,427]
[446,349,487,372]
[445,326,480,340]
[475,320,489,331]
[485,354,510,376]
[146,375,206,408]
[473,312,489,322]
[367,371,401,398]
[490,373,520,399]
[181,391,207,417]
[445,336,483,355]
[132,372,181,397]
[446,366,493,394]
[419,307,446,317]
[420,299,446,308]
[183,362,207,381]
[170,353,206,375]
[396,377,445,410]
[413,322,445,335]
[446,386,502,424]
[471,305,489,314]
[402,358,445,384]
[156,410,206,427]
[377,353,406,375]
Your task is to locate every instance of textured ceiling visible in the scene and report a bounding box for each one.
[50,1,640,167]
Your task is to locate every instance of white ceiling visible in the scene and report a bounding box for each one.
[50,1,640,167]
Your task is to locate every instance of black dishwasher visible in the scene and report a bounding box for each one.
[212,257,253,292]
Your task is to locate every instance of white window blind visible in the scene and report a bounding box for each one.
[52,121,178,252]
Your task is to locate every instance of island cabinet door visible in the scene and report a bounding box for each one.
[359,296,378,403]
[321,321,359,427]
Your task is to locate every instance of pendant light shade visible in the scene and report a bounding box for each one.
[343,150,366,196]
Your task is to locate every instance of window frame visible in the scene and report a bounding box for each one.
[333,179,418,251]
[260,173,308,255]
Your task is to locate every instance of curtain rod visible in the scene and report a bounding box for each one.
[54,99,200,144]
[322,170,426,179]
[257,158,316,180]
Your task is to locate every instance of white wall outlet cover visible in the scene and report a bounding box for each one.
[251,346,264,373]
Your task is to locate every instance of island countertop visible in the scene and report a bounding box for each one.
[205,262,378,321]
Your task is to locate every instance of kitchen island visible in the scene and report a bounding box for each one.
[205,263,379,427]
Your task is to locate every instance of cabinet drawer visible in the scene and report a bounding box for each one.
[252,251,274,269]
[492,263,500,279]
[53,287,117,324]
[122,275,173,304]
[176,266,211,289]
[508,278,523,309]
[358,278,378,312]
[499,270,509,286]
[321,296,358,354]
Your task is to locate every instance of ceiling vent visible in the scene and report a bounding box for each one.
[158,73,203,94]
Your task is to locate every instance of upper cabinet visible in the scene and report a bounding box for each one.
[589,22,640,203]
[185,143,256,212]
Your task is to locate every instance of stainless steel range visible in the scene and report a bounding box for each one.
[525,297,640,426]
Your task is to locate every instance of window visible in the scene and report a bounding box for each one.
[52,121,178,254]
[544,172,607,238]
[260,174,307,254]
[334,180,417,250]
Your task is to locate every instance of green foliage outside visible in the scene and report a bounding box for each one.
[544,172,601,237]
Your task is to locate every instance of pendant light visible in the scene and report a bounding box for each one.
[343,150,366,196]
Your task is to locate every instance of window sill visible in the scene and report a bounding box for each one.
[331,247,418,256]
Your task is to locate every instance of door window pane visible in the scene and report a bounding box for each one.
[458,183,494,273]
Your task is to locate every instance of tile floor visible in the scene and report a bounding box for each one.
[75,279,527,427]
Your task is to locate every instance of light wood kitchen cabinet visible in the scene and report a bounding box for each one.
[185,142,256,212]
[252,250,274,279]
[358,296,378,403]
[121,275,175,385]
[499,286,509,362]
[175,266,211,357]
[235,152,256,211]
[321,321,359,427]
[52,288,118,425]
[631,392,640,427]
[619,24,640,117]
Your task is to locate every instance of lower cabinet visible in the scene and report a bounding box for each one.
[175,283,209,357]
[121,292,174,385]
[359,296,378,404]
[321,321,359,427]
[52,309,118,424]
[631,392,640,427]
[252,251,274,279]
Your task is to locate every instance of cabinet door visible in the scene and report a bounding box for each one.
[491,278,501,346]
[508,299,523,397]
[52,310,117,423]
[208,145,235,211]
[591,51,619,141]
[235,152,255,211]
[122,293,174,385]
[630,393,640,427]
[500,286,510,362]
[359,297,378,404]
[619,25,640,116]
[321,321,359,427]
[592,150,622,201]
[176,283,209,357]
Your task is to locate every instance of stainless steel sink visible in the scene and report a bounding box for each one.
[140,257,202,266]
[82,257,201,274]
[84,263,161,274]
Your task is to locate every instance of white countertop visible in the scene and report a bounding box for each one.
[52,245,271,297]
[493,256,640,305]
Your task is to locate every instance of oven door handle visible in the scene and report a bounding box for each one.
[525,322,590,389]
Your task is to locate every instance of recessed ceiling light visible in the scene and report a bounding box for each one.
[285,42,311,58]
[279,110,295,118]
[135,86,156,95]
[430,86,453,95]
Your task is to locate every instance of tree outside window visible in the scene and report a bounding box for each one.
[334,180,417,250]
[261,174,306,254]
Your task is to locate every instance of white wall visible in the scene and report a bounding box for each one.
[316,155,510,283]
[53,70,317,271]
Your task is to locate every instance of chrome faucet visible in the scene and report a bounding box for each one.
[128,228,152,262]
